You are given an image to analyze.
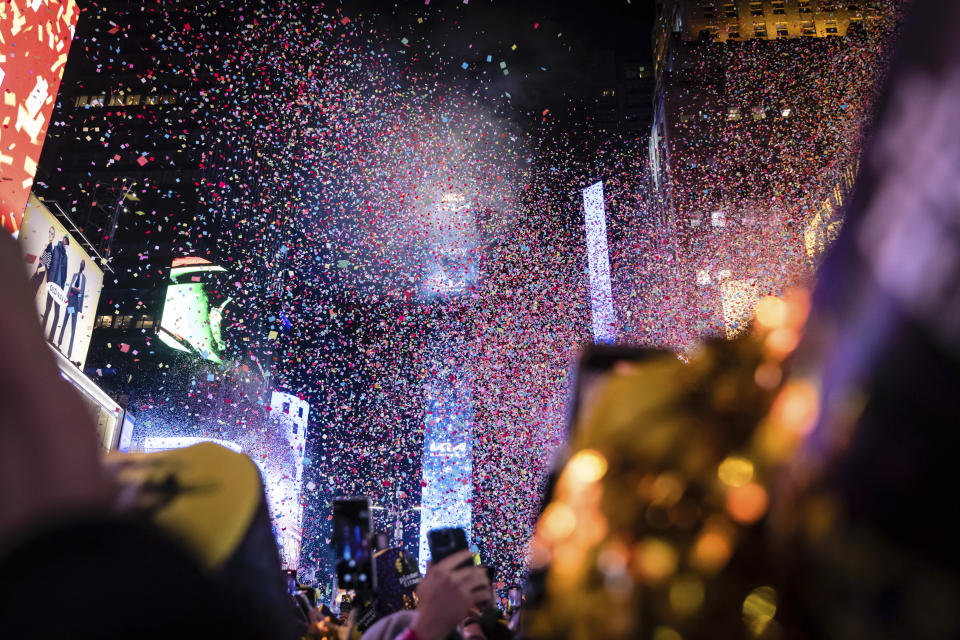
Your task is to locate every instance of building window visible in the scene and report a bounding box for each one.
[754,22,768,37]
[95,315,114,329]
[749,2,763,16]
[776,23,789,36]
[751,106,766,120]
[73,95,89,107]
[135,315,155,330]
[727,24,741,38]
[703,2,716,19]
[723,2,737,17]
[727,106,742,121]
[679,112,694,123]
[125,94,141,106]
[108,94,124,107]
[798,1,812,13]
[801,21,816,35]
[161,95,177,105]
[89,95,106,107]
[772,1,786,15]
[600,89,616,98]
[825,20,839,34]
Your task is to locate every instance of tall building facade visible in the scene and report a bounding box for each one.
[33,1,225,394]
[649,0,896,341]
[584,52,656,133]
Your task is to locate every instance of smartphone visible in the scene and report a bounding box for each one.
[427,527,470,566]
[283,569,298,596]
[568,343,667,436]
[508,586,522,610]
[333,497,376,591]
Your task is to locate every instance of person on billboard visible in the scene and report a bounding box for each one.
[57,260,86,359]
[40,234,69,343]
[31,226,55,296]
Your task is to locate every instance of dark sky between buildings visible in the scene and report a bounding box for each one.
[333,0,656,115]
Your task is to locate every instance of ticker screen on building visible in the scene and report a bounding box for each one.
[0,0,79,235]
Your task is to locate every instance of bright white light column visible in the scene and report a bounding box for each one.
[583,181,617,343]
[418,368,473,574]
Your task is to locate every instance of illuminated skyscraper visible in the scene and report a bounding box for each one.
[649,0,893,340]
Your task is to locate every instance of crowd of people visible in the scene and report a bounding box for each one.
[2,1,959,638]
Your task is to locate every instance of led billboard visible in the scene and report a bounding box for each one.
[140,391,310,570]
[0,0,79,235]
[265,391,310,569]
[158,257,232,364]
[19,195,104,368]
[419,373,473,573]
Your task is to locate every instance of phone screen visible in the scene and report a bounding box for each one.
[333,498,375,591]
[284,569,297,596]
[427,527,469,565]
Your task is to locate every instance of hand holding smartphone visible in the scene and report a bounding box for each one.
[332,497,376,591]
[427,527,470,567]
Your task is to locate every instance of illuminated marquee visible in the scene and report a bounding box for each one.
[0,0,79,235]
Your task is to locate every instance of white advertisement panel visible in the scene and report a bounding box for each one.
[19,195,104,368]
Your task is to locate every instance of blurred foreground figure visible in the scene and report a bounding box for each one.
[773,0,960,636]
[0,226,298,638]
[526,0,960,638]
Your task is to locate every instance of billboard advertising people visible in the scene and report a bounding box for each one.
[19,195,103,368]
[0,0,79,235]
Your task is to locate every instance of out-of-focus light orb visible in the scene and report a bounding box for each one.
[742,586,778,636]
[765,327,800,359]
[566,449,608,484]
[691,529,732,575]
[669,573,706,616]
[652,626,684,640]
[597,545,629,576]
[650,471,686,506]
[772,378,820,437]
[540,502,577,541]
[755,296,788,329]
[754,362,782,390]
[718,456,755,487]
[635,537,678,584]
[726,481,769,524]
